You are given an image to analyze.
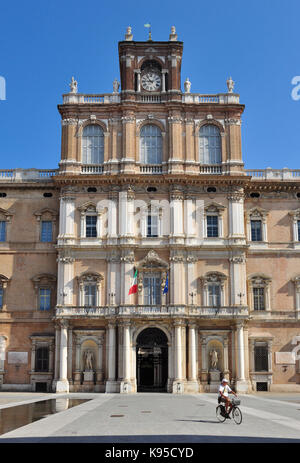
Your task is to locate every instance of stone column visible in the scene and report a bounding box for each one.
[67,327,73,384]
[170,251,184,305]
[120,249,135,305]
[186,255,197,306]
[228,190,245,239]
[107,252,120,306]
[199,334,208,386]
[105,323,118,392]
[0,336,6,388]
[54,324,60,381]
[95,335,104,388]
[161,70,167,93]
[187,323,199,392]
[58,196,76,241]
[235,322,251,393]
[229,255,247,306]
[170,189,184,239]
[223,338,229,379]
[107,191,118,244]
[56,320,69,393]
[57,255,74,306]
[74,337,81,385]
[121,322,132,393]
[31,340,36,373]
[173,320,185,393]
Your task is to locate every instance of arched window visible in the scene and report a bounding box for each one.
[140,125,162,164]
[82,125,104,165]
[199,125,221,164]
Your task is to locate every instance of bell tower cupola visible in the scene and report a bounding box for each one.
[118,26,183,102]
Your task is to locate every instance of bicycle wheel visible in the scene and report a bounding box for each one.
[232,406,242,425]
[216,405,226,422]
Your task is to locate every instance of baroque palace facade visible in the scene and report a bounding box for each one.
[0,27,300,394]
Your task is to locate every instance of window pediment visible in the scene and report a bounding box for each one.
[248,273,271,287]
[201,271,227,284]
[32,274,56,289]
[34,208,58,220]
[289,208,300,220]
[77,272,104,284]
[204,203,225,214]
[0,274,10,288]
[137,250,168,272]
[247,207,268,221]
[0,208,13,222]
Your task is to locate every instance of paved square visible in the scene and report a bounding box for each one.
[0,392,300,443]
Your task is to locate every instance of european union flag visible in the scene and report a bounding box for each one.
[163,273,169,294]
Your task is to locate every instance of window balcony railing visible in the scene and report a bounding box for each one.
[81,165,104,174]
[139,164,163,174]
[199,164,222,174]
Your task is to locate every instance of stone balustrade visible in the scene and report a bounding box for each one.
[246,168,300,180]
[55,305,249,319]
[61,92,240,105]
[0,168,57,182]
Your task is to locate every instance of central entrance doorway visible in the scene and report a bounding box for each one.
[136,328,168,392]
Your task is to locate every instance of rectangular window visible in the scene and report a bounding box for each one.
[254,345,268,371]
[84,284,96,306]
[35,347,49,372]
[208,284,221,307]
[86,215,97,238]
[207,215,218,237]
[39,288,51,311]
[253,287,265,310]
[0,287,3,309]
[41,221,53,242]
[147,214,158,237]
[251,220,262,241]
[143,274,161,305]
[298,220,300,241]
[0,221,6,242]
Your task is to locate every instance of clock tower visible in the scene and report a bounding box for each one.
[118,26,183,101]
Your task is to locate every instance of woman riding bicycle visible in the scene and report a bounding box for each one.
[218,378,237,418]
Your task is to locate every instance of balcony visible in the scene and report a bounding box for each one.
[55,305,249,319]
[0,168,57,182]
[139,165,163,174]
[63,93,120,104]
[62,92,240,105]
[246,168,300,181]
[81,165,104,174]
[199,165,222,175]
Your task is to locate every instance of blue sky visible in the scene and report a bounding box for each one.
[0,0,299,169]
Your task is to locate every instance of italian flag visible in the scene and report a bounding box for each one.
[128,269,138,295]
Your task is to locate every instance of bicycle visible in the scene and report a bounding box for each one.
[216,397,242,424]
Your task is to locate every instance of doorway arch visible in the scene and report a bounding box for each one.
[136,327,168,392]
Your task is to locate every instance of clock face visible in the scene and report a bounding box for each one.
[141,72,161,91]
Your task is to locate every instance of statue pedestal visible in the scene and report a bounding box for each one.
[83,370,94,382]
[209,369,221,392]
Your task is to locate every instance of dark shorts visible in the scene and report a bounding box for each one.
[218,396,229,404]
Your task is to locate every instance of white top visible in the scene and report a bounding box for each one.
[218,384,232,397]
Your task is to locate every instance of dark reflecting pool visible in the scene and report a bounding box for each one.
[0,398,90,435]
